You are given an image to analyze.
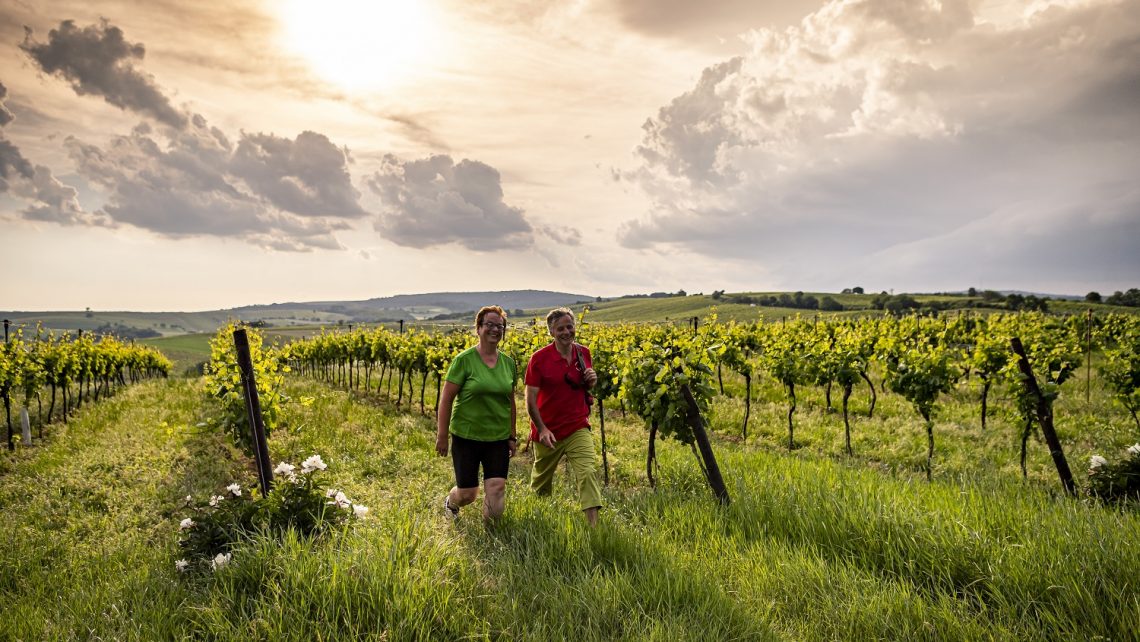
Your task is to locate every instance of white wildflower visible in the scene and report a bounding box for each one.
[301,454,327,473]
[1090,455,1108,469]
[226,483,242,497]
[353,504,369,518]
[326,488,339,498]
[327,491,351,509]
[211,552,231,570]
[184,494,192,503]
[1128,443,1140,456]
[179,517,194,531]
[209,495,224,507]
[273,462,297,479]
[175,559,190,573]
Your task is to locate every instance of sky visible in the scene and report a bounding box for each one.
[1,0,1138,311]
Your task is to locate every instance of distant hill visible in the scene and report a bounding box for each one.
[1,290,594,337]
[228,290,594,321]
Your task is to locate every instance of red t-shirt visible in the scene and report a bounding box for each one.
[525,342,593,441]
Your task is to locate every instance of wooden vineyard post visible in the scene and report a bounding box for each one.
[4,319,11,451]
[233,328,274,496]
[1085,309,1092,404]
[680,383,730,504]
[1010,337,1076,496]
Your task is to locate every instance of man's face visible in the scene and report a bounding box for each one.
[550,314,575,343]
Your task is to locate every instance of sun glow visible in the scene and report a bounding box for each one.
[277,0,440,92]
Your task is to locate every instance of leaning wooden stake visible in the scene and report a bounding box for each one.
[1010,337,1076,496]
[233,328,274,496]
[680,384,730,504]
[4,319,11,452]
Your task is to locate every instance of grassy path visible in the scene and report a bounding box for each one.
[0,379,248,639]
[2,377,1139,640]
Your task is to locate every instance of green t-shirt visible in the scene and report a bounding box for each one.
[445,347,516,441]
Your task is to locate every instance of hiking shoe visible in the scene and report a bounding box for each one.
[443,495,459,520]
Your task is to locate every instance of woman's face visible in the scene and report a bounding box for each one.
[548,313,575,346]
[477,311,505,345]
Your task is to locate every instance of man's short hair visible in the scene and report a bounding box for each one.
[545,307,574,329]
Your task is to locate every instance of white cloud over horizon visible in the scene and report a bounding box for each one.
[617,0,1140,292]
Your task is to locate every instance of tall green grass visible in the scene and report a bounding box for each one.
[2,375,1138,640]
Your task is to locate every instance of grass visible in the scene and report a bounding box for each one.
[141,332,214,374]
[2,360,1139,640]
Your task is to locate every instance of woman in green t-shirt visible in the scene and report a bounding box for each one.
[435,305,517,520]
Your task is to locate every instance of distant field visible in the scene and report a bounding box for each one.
[141,333,212,374]
[575,292,1111,325]
[8,293,1134,358]
[1,309,355,338]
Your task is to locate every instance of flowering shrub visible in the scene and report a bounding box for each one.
[174,454,367,574]
[1085,444,1140,502]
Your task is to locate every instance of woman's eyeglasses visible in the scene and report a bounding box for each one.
[481,322,506,331]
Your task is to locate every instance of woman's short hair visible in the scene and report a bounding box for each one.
[545,307,574,330]
[475,305,506,328]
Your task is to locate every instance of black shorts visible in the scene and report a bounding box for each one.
[451,434,510,488]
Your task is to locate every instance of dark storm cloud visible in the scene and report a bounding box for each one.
[618,0,1140,290]
[20,20,188,129]
[367,154,534,251]
[230,131,368,220]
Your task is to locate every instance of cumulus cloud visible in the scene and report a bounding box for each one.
[0,82,13,127]
[538,224,582,246]
[618,0,1140,290]
[0,81,88,224]
[12,19,373,251]
[63,122,352,250]
[366,154,534,251]
[230,131,368,219]
[20,20,188,130]
[0,138,33,191]
[0,83,34,192]
[10,163,91,225]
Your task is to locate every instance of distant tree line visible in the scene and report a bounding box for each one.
[95,323,161,340]
[623,290,689,299]
[712,290,845,312]
[430,308,528,322]
[1087,288,1140,307]
[953,288,1051,312]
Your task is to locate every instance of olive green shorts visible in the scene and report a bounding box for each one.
[530,428,603,511]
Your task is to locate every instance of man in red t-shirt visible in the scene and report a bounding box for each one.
[526,308,602,526]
